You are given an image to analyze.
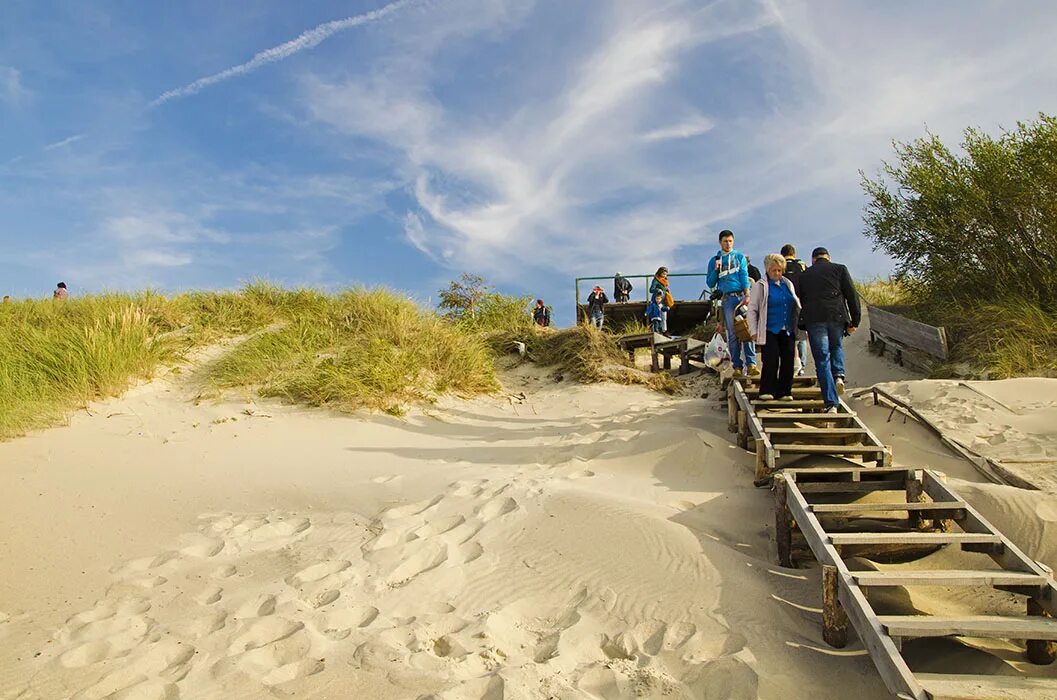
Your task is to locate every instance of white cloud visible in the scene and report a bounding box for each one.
[43,134,85,151]
[1,66,25,105]
[151,0,418,106]
[642,116,715,142]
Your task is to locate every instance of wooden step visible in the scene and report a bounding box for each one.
[879,615,1057,640]
[797,481,907,494]
[774,443,886,455]
[746,388,823,398]
[811,502,966,514]
[788,465,912,477]
[753,399,827,408]
[758,411,856,420]
[829,533,1002,546]
[765,428,868,437]
[917,673,1057,700]
[852,570,1048,587]
[740,375,818,387]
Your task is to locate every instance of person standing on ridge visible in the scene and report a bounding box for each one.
[585,286,608,329]
[53,282,69,300]
[613,273,633,303]
[533,299,550,327]
[781,244,810,376]
[645,291,668,334]
[795,246,861,413]
[706,231,757,377]
[649,267,673,334]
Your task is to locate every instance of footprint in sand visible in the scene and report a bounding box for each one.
[321,605,379,639]
[235,594,277,618]
[286,560,352,586]
[195,586,223,605]
[477,496,518,522]
[386,542,449,586]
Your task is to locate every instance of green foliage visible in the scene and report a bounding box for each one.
[861,113,1057,310]
[438,273,490,321]
[855,278,913,307]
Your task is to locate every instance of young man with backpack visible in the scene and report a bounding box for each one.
[706,230,758,377]
[795,247,861,412]
[781,244,809,375]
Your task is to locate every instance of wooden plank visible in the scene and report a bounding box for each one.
[798,482,907,494]
[852,571,1049,587]
[764,428,868,437]
[740,375,818,387]
[811,502,966,514]
[917,674,1057,700]
[758,411,857,421]
[773,444,886,454]
[753,399,827,408]
[868,304,949,359]
[788,465,914,478]
[829,533,1001,546]
[746,387,823,398]
[879,615,1057,640]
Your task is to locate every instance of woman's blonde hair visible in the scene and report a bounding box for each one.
[763,253,786,272]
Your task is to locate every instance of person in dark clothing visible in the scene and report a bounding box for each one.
[746,257,762,283]
[613,273,633,303]
[795,247,861,411]
[585,286,608,329]
[532,299,551,327]
[780,244,809,375]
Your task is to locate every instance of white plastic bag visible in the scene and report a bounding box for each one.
[704,332,729,368]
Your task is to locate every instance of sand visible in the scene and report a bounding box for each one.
[1,329,1056,699]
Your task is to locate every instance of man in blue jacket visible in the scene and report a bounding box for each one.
[706,229,758,377]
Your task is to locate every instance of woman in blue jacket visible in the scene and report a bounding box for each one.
[747,254,801,401]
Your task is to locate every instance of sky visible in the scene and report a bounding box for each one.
[3,0,1057,324]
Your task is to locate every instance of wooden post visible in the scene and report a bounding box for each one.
[680,348,688,374]
[1027,598,1057,664]
[727,389,738,433]
[822,565,848,648]
[737,411,748,450]
[651,348,659,372]
[754,438,770,485]
[663,351,672,370]
[774,474,793,567]
[906,476,925,530]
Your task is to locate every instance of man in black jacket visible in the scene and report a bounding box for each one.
[613,273,633,302]
[795,247,861,411]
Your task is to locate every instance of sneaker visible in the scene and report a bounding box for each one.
[748,365,761,378]
[836,377,845,395]
[758,394,774,401]
[779,395,794,402]
[732,368,743,378]
[796,368,805,377]
[825,406,839,414]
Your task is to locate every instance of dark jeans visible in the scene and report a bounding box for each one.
[807,321,846,408]
[760,331,795,398]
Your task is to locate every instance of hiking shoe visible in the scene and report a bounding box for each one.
[825,406,839,414]
[836,377,845,395]
[779,395,794,402]
[758,393,775,401]
[796,368,805,377]
[732,368,743,378]
[748,365,761,378]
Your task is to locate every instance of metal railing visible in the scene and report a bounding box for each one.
[574,273,711,305]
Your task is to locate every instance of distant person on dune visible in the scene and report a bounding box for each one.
[706,230,757,378]
[781,244,809,376]
[795,247,861,413]
[533,299,550,327]
[649,267,673,334]
[2,295,10,304]
[586,286,608,329]
[645,291,669,334]
[747,254,801,401]
[53,282,68,300]
[613,272,633,303]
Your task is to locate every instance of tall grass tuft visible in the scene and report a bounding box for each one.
[0,295,179,438]
[204,288,499,414]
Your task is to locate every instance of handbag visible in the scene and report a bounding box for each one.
[733,306,753,342]
[664,289,675,309]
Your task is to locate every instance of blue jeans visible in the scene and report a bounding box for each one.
[796,339,809,372]
[807,322,846,407]
[589,310,604,329]
[722,295,756,370]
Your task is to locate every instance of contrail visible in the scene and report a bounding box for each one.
[43,134,85,150]
[151,0,415,107]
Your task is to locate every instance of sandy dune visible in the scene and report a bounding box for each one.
[2,337,1056,699]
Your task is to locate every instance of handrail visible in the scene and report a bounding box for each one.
[574,272,710,304]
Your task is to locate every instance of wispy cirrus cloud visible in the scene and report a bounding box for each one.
[151,0,418,106]
[43,134,85,151]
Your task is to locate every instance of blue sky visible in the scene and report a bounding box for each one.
[3,1,1057,324]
